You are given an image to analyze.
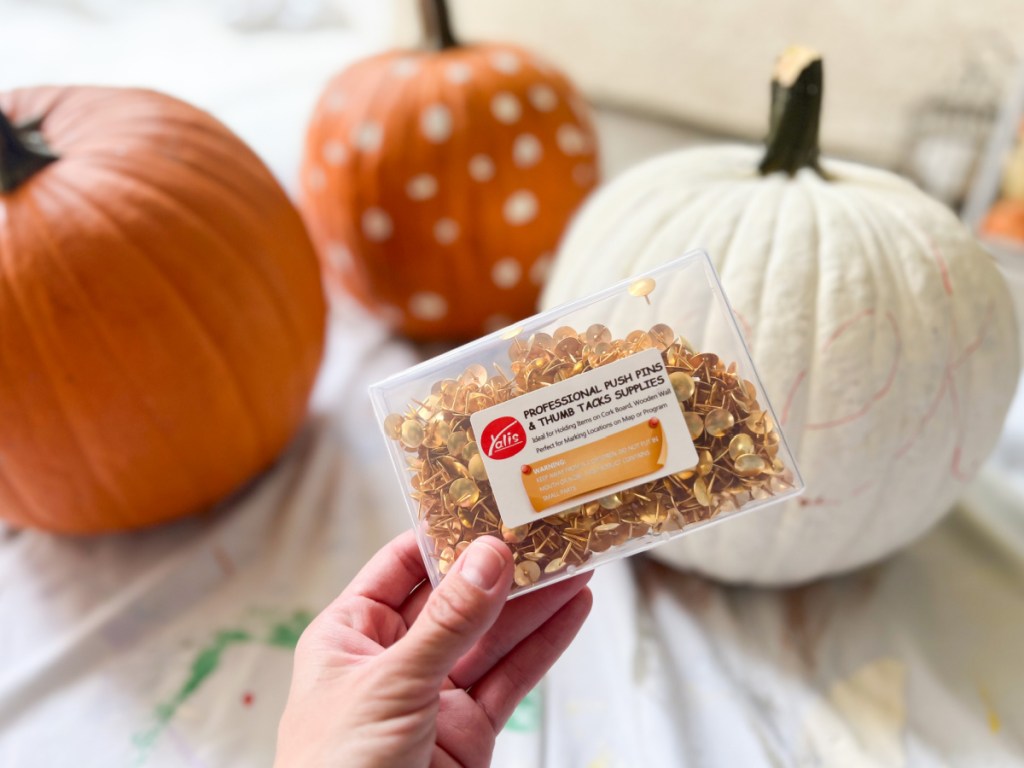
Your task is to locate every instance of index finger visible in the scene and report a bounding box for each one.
[340,530,430,609]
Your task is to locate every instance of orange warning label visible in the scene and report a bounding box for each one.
[521,419,667,512]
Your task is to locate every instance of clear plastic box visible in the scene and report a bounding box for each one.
[369,250,804,598]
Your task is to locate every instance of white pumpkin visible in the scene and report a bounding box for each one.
[543,48,1021,585]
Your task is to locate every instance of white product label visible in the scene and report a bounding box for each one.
[470,348,698,528]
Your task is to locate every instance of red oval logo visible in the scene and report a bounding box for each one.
[480,416,527,460]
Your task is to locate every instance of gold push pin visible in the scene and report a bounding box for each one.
[628,277,656,305]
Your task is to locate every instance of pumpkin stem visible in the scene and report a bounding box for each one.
[759,46,825,177]
[420,0,458,49]
[0,107,58,194]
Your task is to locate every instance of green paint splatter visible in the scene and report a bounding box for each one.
[160,629,251,721]
[266,610,314,649]
[133,610,312,763]
[505,686,542,732]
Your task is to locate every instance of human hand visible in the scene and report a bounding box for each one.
[275,531,593,768]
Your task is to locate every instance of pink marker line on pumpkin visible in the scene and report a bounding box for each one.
[805,311,902,431]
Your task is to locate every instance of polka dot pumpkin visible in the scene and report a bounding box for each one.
[299,0,599,340]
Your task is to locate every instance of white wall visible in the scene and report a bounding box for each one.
[396,0,1024,168]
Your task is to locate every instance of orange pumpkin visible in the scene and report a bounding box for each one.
[981,198,1024,243]
[300,0,600,340]
[0,86,326,534]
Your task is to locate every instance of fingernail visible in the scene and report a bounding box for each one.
[461,539,506,590]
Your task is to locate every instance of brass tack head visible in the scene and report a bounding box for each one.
[683,411,704,440]
[555,336,584,360]
[447,430,470,456]
[514,560,542,586]
[384,413,404,440]
[468,454,488,481]
[734,454,768,477]
[507,336,528,361]
[694,477,711,507]
[745,410,768,435]
[728,433,755,460]
[400,419,425,448]
[669,371,696,402]
[705,408,736,438]
[584,323,611,345]
[528,332,555,353]
[448,478,480,507]
[648,323,674,349]
[461,363,488,386]
[697,450,713,476]
[628,277,656,304]
[438,546,456,574]
[424,420,451,448]
[544,558,567,574]
[552,325,578,342]
[502,523,528,543]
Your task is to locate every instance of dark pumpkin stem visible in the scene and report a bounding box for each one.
[0,107,58,193]
[759,47,824,177]
[420,0,458,49]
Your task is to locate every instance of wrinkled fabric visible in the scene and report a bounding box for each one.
[1,302,1021,767]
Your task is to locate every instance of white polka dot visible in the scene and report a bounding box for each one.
[420,104,453,143]
[392,57,420,77]
[490,51,521,74]
[527,84,558,112]
[491,92,522,124]
[308,166,326,191]
[513,134,542,168]
[491,258,522,289]
[484,314,514,333]
[322,140,347,166]
[469,154,495,182]
[362,207,393,242]
[379,304,404,327]
[573,163,596,186]
[445,62,472,84]
[353,122,383,152]
[406,174,438,201]
[530,253,552,285]
[503,190,538,225]
[434,218,460,245]
[556,124,588,155]
[409,292,448,321]
[326,90,346,113]
[326,241,353,271]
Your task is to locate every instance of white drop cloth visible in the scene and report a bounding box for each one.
[1,300,1022,767]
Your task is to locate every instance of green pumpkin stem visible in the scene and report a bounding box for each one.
[0,107,58,193]
[759,47,824,177]
[420,0,458,49]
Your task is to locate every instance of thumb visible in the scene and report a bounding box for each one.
[384,536,513,688]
